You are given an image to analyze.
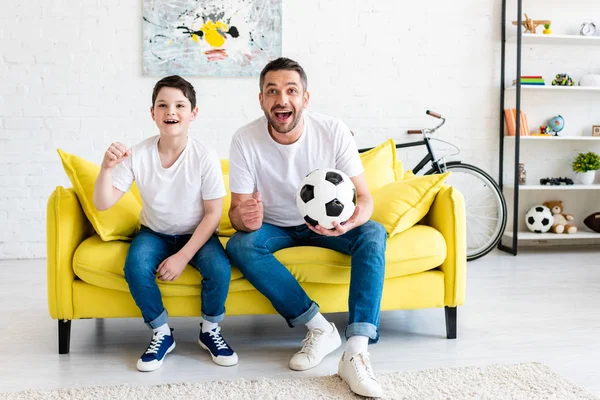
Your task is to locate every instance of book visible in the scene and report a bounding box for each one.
[504,108,529,136]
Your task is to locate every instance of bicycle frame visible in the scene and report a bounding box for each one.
[359,110,447,174]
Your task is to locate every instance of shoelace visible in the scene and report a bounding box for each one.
[145,332,167,355]
[298,328,324,354]
[208,327,228,350]
[351,353,378,383]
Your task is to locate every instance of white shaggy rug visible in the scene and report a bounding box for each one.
[3,362,598,400]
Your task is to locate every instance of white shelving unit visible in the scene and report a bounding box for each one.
[504,136,600,141]
[499,10,600,251]
[506,86,600,92]
[504,184,600,190]
[508,33,600,45]
[504,231,600,240]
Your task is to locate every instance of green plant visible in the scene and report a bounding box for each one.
[572,152,600,173]
[544,23,551,29]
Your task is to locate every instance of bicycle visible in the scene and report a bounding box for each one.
[359,110,507,261]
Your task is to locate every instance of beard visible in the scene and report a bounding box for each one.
[264,107,303,134]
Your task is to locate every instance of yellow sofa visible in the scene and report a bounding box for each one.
[47,143,466,354]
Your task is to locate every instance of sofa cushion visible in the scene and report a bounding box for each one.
[371,172,450,237]
[58,149,142,241]
[73,225,445,295]
[73,236,245,297]
[360,139,403,191]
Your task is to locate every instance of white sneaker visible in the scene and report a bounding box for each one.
[338,351,383,398]
[289,322,342,371]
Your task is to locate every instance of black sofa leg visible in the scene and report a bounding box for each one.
[445,306,457,339]
[58,320,71,354]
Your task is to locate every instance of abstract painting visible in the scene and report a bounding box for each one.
[143,0,282,76]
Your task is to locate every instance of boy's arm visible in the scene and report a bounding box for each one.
[157,197,223,281]
[93,168,126,210]
[93,142,130,210]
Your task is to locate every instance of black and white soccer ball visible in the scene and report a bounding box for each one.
[296,169,357,229]
[525,205,554,233]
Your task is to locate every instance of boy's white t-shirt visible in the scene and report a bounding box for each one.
[229,111,364,227]
[112,136,226,235]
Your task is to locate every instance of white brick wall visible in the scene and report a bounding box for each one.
[2,0,599,258]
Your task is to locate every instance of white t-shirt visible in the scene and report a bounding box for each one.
[229,111,364,227]
[112,136,226,235]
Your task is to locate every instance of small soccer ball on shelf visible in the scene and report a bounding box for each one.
[525,205,554,233]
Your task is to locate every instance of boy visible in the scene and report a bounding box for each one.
[93,75,237,371]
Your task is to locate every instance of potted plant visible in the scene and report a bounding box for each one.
[572,152,600,185]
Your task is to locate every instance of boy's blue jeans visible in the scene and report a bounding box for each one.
[124,226,231,329]
[226,221,386,343]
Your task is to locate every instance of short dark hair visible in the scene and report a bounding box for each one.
[259,57,307,92]
[152,75,196,109]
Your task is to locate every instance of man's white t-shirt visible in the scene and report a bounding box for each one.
[229,112,364,227]
[112,136,226,235]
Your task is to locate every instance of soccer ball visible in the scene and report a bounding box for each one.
[525,205,554,233]
[296,168,357,229]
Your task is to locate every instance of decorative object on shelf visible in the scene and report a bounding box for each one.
[580,21,597,36]
[572,152,600,185]
[543,200,578,234]
[552,74,574,86]
[513,76,545,86]
[547,115,564,135]
[536,125,552,135]
[593,126,600,137]
[579,74,600,87]
[583,212,600,233]
[504,108,530,136]
[543,23,552,34]
[512,14,551,34]
[525,205,554,233]
[539,177,574,186]
[518,163,527,184]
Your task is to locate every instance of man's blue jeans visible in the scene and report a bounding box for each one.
[124,226,231,329]
[226,221,386,343]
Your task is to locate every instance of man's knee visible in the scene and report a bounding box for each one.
[362,221,387,242]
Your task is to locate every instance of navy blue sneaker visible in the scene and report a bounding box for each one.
[137,330,176,372]
[198,324,238,366]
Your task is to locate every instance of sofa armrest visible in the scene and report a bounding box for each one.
[47,186,93,320]
[423,185,466,306]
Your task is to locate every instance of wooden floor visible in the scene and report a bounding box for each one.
[1,247,599,395]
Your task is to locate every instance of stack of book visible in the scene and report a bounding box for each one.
[513,76,545,86]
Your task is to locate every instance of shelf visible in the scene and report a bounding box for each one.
[503,231,600,240]
[507,33,600,46]
[504,184,600,191]
[505,85,600,92]
[504,136,600,141]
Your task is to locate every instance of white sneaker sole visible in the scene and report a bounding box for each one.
[136,342,176,372]
[199,339,239,367]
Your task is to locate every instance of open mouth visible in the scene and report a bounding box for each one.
[273,110,293,122]
[164,119,179,124]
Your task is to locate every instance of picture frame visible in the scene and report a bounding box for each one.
[593,125,600,137]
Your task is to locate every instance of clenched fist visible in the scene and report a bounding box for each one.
[240,192,263,231]
[101,142,130,170]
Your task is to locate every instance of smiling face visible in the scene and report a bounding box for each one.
[150,87,198,137]
[259,69,309,142]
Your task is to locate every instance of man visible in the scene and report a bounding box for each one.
[226,57,386,398]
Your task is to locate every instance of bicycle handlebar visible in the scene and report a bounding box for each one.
[426,110,442,119]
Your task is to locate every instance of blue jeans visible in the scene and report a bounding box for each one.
[124,226,231,329]
[226,221,386,343]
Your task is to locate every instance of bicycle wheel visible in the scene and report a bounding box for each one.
[426,162,507,261]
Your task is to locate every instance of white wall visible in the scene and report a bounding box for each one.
[0,0,526,259]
